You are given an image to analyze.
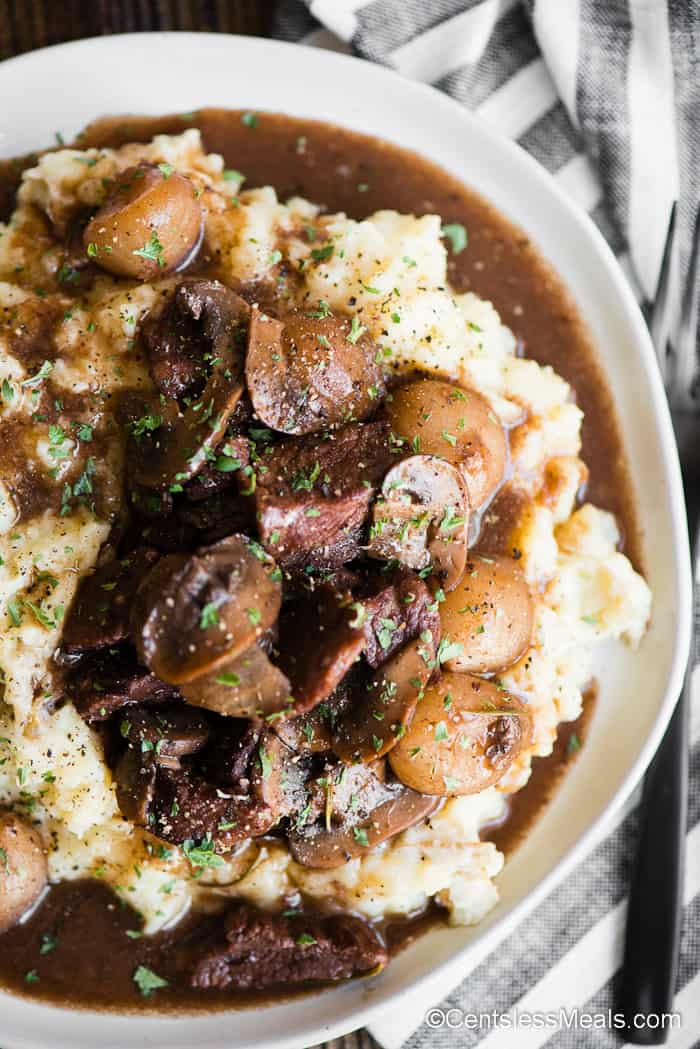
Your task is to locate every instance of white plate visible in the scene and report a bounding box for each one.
[0,31,691,1049]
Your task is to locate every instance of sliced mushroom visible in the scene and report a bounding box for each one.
[333,632,437,763]
[114,748,157,824]
[119,704,211,770]
[83,163,203,280]
[246,307,386,435]
[287,763,439,869]
[273,678,354,753]
[0,810,48,933]
[130,534,282,684]
[132,281,249,490]
[61,546,160,655]
[388,673,532,796]
[180,642,292,719]
[367,455,469,590]
[385,379,507,509]
[439,553,533,673]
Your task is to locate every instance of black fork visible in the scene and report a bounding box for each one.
[620,201,700,1043]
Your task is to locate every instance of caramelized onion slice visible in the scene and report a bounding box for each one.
[130,535,282,684]
[367,454,470,590]
[246,307,385,435]
[83,163,203,280]
[389,673,532,796]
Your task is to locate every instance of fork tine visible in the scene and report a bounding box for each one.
[650,201,678,385]
[671,201,700,408]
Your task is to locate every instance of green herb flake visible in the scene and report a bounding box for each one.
[133,965,169,997]
[441,223,468,254]
[347,315,367,344]
[133,230,166,268]
[352,827,369,848]
[199,602,220,630]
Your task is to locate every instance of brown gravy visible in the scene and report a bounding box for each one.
[0,109,637,1011]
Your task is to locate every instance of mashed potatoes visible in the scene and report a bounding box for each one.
[0,130,651,933]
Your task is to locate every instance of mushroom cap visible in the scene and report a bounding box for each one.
[385,378,507,509]
[132,280,249,491]
[83,163,203,280]
[246,308,385,435]
[130,534,282,684]
[180,642,293,720]
[439,552,534,674]
[288,764,439,869]
[332,634,437,763]
[367,454,470,590]
[388,673,532,795]
[0,810,48,933]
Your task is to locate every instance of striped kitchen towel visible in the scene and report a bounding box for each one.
[274,3,700,1048]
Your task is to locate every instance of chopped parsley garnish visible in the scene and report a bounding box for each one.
[247,606,262,626]
[40,933,57,955]
[158,162,174,178]
[437,637,464,665]
[21,360,53,388]
[296,933,317,946]
[133,965,169,997]
[567,733,581,754]
[2,378,15,402]
[347,315,366,344]
[223,168,245,185]
[310,243,334,262]
[133,230,166,268]
[241,111,259,128]
[216,671,241,687]
[129,413,163,438]
[182,834,224,870]
[258,746,273,780]
[199,603,220,630]
[441,223,468,254]
[305,299,332,319]
[434,721,449,742]
[352,827,369,847]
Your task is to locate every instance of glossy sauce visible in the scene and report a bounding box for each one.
[0,109,639,1010]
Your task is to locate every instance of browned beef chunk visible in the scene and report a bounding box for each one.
[175,494,255,546]
[61,548,160,655]
[120,728,306,850]
[360,570,441,669]
[254,421,395,568]
[190,904,387,989]
[141,279,249,402]
[275,584,365,714]
[66,647,180,723]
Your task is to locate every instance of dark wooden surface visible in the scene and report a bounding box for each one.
[0,3,383,1047]
[0,0,273,61]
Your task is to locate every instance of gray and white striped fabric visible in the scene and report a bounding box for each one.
[273,3,700,1048]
